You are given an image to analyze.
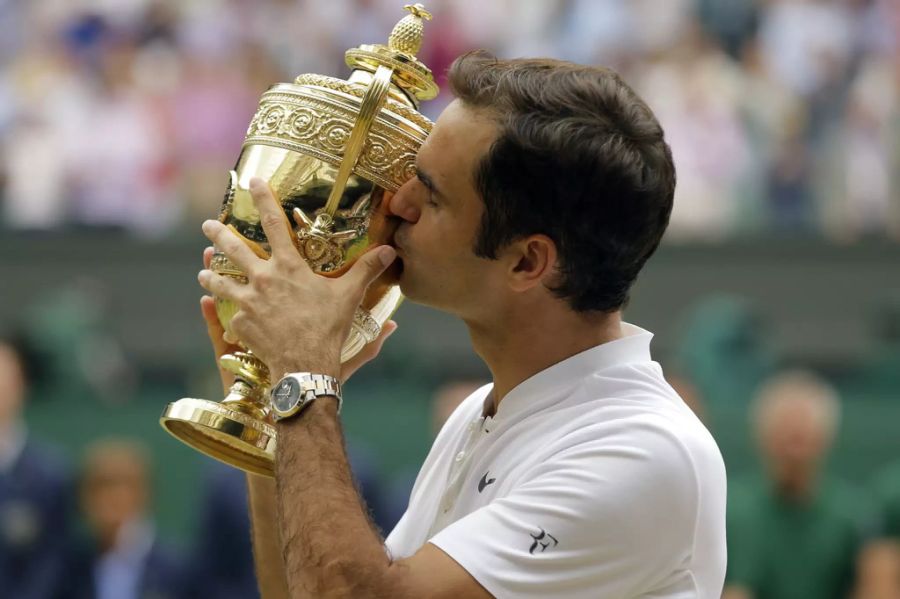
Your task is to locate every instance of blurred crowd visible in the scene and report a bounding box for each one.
[4,326,900,598]
[0,329,479,599]
[0,337,256,599]
[0,0,897,240]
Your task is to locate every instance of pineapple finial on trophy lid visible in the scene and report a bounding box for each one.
[344,3,439,106]
[389,4,432,56]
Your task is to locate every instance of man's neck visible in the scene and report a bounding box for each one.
[466,303,623,413]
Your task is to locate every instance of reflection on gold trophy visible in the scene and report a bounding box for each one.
[160,4,439,477]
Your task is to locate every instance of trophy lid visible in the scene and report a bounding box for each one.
[244,3,438,202]
[344,3,440,106]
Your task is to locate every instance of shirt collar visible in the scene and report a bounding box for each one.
[483,322,654,423]
[105,518,155,564]
[0,422,27,474]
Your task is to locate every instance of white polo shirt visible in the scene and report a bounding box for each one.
[385,323,727,598]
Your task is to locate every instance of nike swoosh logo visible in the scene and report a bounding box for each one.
[478,472,497,493]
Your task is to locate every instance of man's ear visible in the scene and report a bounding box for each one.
[506,234,558,293]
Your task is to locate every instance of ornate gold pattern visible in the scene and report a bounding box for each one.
[210,252,247,282]
[245,86,427,192]
[293,74,433,131]
[351,306,382,343]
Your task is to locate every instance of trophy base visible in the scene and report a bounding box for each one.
[160,398,276,477]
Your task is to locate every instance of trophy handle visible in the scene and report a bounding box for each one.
[323,64,395,216]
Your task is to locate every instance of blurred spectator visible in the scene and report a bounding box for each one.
[852,294,900,398]
[673,295,777,407]
[873,459,900,541]
[22,283,137,405]
[695,0,759,59]
[0,0,895,240]
[757,0,854,101]
[665,371,708,424]
[188,462,259,599]
[634,26,754,240]
[852,540,900,599]
[0,336,73,599]
[60,438,188,599]
[818,54,900,240]
[188,443,385,598]
[725,371,877,599]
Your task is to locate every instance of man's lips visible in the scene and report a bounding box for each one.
[391,228,408,254]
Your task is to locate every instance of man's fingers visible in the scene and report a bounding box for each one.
[201,220,260,273]
[340,320,398,384]
[368,319,398,357]
[198,269,249,303]
[200,296,238,393]
[249,177,298,259]
[200,296,230,354]
[343,245,396,296]
[203,246,214,269]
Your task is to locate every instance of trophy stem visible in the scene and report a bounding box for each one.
[222,380,269,420]
[159,351,276,476]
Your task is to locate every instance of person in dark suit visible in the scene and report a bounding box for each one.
[0,336,74,599]
[188,446,386,599]
[61,438,188,599]
[188,462,260,599]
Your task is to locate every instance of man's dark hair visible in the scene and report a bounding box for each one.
[448,52,676,312]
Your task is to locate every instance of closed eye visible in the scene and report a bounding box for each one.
[416,166,441,206]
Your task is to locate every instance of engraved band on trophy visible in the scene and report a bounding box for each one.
[160,4,439,477]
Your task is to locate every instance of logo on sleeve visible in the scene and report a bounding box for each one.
[528,528,559,555]
[477,471,496,493]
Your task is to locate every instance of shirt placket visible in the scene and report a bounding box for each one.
[426,416,489,538]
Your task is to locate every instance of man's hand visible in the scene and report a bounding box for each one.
[199,272,397,395]
[198,177,397,382]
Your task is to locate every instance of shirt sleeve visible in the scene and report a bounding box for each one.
[428,421,702,599]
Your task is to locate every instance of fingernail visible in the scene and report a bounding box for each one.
[379,246,396,266]
[249,177,265,191]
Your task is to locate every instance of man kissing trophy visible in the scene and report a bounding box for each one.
[160,4,438,476]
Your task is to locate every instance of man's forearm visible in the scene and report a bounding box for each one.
[275,398,401,598]
[247,473,290,599]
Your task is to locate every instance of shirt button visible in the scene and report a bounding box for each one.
[455,451,465,462]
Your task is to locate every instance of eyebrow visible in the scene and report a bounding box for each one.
[415,166,446,201]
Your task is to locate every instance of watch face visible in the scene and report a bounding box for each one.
[272,378,300,414]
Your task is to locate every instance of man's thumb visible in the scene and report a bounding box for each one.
[347,245,396,290]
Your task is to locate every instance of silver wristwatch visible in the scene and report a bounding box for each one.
[269,373,342,421]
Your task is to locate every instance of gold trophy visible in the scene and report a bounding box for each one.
[160,4,438,477]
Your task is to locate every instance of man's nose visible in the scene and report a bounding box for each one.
[387,178,422,223]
